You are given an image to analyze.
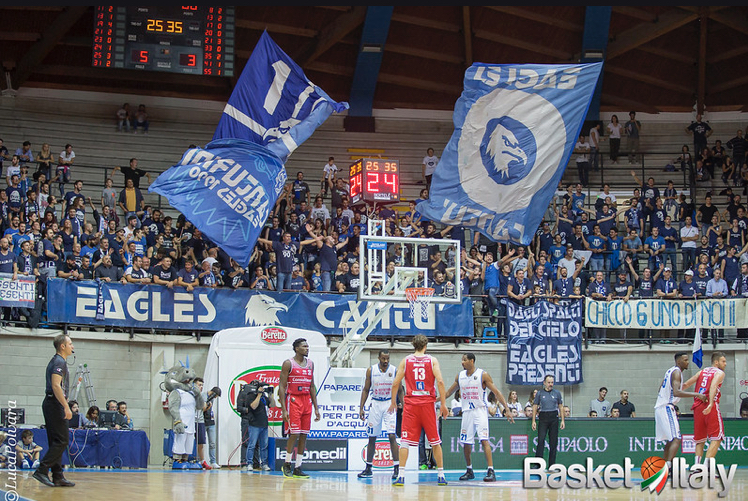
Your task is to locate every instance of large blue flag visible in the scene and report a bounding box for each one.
[417,63,602,245]
[149,139,286,266]
[213,30,349,163]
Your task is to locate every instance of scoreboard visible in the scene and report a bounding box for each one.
[92,6,235,76]
[349,158,400,204]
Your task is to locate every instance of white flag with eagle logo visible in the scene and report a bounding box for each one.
[417,63,603,245]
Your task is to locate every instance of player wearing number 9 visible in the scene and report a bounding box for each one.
[389,334,449,486]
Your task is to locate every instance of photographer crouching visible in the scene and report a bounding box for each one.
[237,380,277,471]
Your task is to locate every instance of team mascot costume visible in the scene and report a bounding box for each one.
[162,363,205,470]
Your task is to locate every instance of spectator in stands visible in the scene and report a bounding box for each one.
[77,255,93,280]
[0,138,8,169]
[422,147,439,190]
[612,390,636,418]
[706,268,728,343]
[250,265,271,290]
[507,268,532,306]
[132,104,149,133]
[54,144,75,197]
[680,215,699,272]
[686,114,712,160]
[607,115,622,164]
[721,245,741,289]
[94,254,125,284]
[291,171,310,209]
[125,255,151,284]
[321,156,337,196]
[625,111,641,165]
[57,254,82,280]
[676,144,693,173]
[586,225,607,272]
[15,141,33,167]
[116,103,131,132]
[14,239,38,279]
[152,255,178,288]
[177,259,199,292]
[111,158,151,189]
[694,159,712,187]
[118,178,144,226]
[198,259,216,288]
[257,232,297,292]
[644,226,666,271]
[34,143,54,180]
[330,178,349,212]
[586,270,611,340]
[289,264,308,291]
[660,216,679,273]
[336,260,360,293]
[727,129,747,172]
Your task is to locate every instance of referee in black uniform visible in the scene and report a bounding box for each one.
[33,334,75,487]
[531,375,565,466]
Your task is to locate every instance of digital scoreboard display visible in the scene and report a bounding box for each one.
[93,6,235,76]
[349,158,400,204]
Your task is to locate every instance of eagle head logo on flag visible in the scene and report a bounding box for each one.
[418,63,602,246]
[150,31,348,266]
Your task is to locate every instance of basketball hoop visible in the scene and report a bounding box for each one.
[405,287,435,319]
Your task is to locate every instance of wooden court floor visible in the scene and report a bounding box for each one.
[6,468,748,501]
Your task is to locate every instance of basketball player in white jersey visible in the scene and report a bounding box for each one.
[445,353,513,482]
[654,352,706,472]
[358,350,403,479]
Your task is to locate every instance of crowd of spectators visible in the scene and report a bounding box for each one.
[1,123,748,339]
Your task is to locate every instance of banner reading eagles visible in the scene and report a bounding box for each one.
[45,279,473,337]
[417,63,602,245]
[506,300,583,385]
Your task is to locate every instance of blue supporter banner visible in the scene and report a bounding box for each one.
[505,300,583,385]
[149,139,286,266]
[417,63,602,245]
[213,30,349,164]
[46,279,473,337]
[585,298,748,329]
[0,273,35,308]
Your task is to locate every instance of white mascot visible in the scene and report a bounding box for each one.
[162,364,205,470]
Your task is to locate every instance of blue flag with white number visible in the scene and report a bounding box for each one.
[213,30,349,163]
[417,63,602,245]
[149,139,286,266]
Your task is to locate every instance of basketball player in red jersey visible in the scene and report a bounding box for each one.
[389,334,449,486]
[279,338,321,479]
[683,351,727,464]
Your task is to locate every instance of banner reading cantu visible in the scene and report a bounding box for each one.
[585,298,748,330]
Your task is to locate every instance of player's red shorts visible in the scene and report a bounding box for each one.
[692,402,724,443]
[286,394,312,435]
[401,402,441,447]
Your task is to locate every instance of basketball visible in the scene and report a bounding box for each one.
[640,456,667,479]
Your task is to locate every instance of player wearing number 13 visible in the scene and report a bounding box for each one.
[445,353,513,483]
[389,334,448,486]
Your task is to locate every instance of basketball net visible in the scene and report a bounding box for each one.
[405,287,435,320]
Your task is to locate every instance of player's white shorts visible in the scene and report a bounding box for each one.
[654,404,681,442]
[459,407,489,445]
[367,399,396,437]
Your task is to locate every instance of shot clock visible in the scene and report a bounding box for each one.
[349,158,400,204]
[93,6,235,76]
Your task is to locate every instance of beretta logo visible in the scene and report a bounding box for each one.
[362,439,395,469]
[260,327,287,344]
[229,366,283,424]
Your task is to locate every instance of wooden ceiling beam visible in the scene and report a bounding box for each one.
[611,6,658,23]
[599,92,660,114]
[294,5,366,66]
[462,6,473,67]
[709,45,748,64]
[386,44,464,65]
[234,19,317,38]
[606,10,698,60]
[708,9,748,37]
[637,45,695,65]
[485,6,583,32]
[390,13,460,33]
[710,74,748,95]
[605,64,693,95]
[0,32,40,42]
[474,29,572,60]
[14,6,88,88]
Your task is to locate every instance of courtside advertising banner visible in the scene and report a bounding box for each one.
[506,299,583,385]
